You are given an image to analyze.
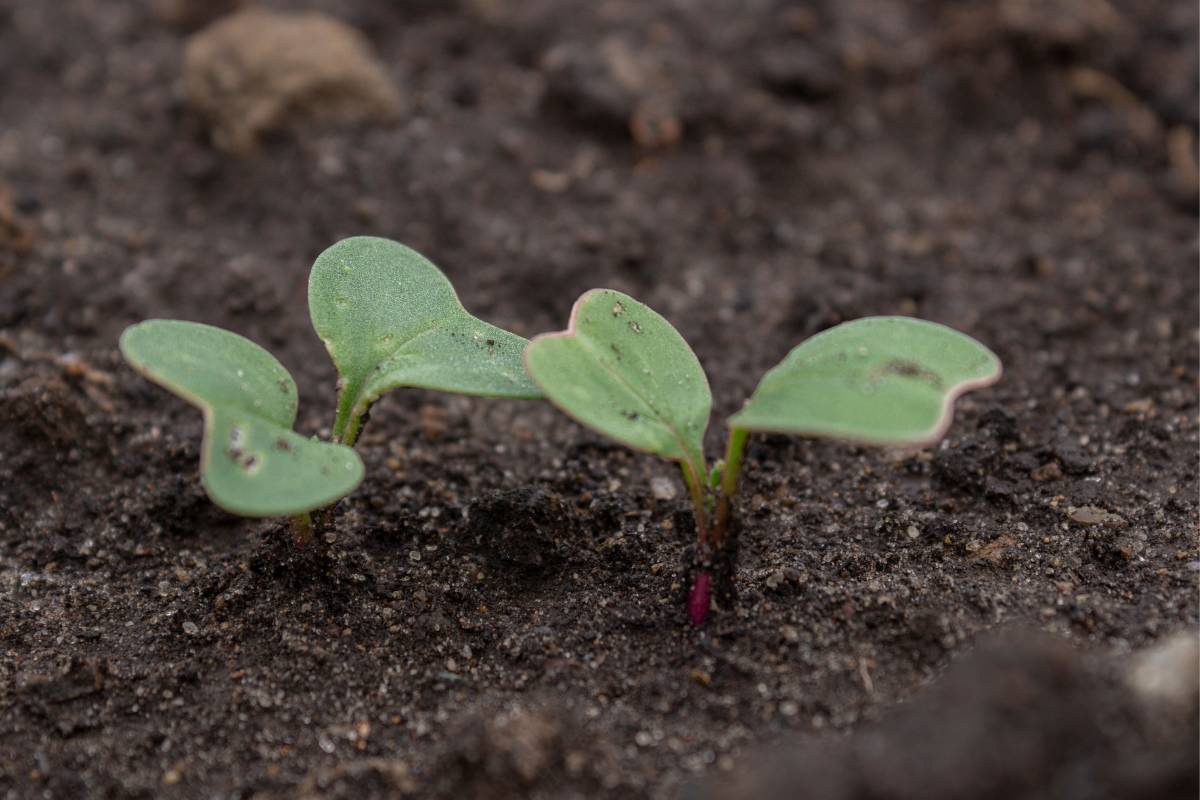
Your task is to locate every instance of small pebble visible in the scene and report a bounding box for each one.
[650,476,677,501]
[1122,398,1154,415]
[182,621,199,636]
[1068,506,1126,527]
[1031,462,1063,481]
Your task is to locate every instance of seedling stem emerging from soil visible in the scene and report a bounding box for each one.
[524,290,1001,625]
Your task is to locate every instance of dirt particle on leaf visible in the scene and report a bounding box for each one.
[878,359,945,389]
[232,451,259,472]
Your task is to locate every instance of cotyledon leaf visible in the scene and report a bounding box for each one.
[119,320,364,517]
[309,236,543,443]
[729,316,1001,445]
[524,289,711,477]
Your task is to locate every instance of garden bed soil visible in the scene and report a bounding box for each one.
[1,1,1197,798]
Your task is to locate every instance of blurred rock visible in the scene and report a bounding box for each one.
[184,8,402,154]
[707,631,1198,800]
[650,475,677,501]
[1126,631,1199,715]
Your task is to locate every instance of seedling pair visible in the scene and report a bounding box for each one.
[119,237,540,542]
[122,237,1000,626]
[523,290,1001,624]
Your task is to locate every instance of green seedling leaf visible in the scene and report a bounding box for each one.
[119,320,364,517]
[730,317,1001,445]
[309,236,542,443]
[707,461,725,490]
[523,289,711,478]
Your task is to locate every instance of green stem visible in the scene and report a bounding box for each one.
[713,427,748,547]
[679,459,709,550]
[290,512,315,548]
[339,410,365,448]
[331,376,365,446]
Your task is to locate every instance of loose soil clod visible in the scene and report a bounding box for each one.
[184,7,403,153]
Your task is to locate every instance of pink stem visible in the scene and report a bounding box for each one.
[688,571,711,626]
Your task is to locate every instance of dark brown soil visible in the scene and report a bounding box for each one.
[1,1,1197,798]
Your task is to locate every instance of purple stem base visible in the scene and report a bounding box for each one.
[688,571,711,626]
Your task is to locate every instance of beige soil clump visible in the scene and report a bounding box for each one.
[184,8,402,153]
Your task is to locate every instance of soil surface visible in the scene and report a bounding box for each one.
[1,1,1197,798]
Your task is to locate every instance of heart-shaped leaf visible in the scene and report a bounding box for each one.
[524,289,711,477]
[120,320,364,517]
[730,317,1001,445]
[309,236,543,444]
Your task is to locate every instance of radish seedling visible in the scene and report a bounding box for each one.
[120,320,363,541]
[309,237,541,446]
[524,290,1001,625]
[120,236,541,541]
